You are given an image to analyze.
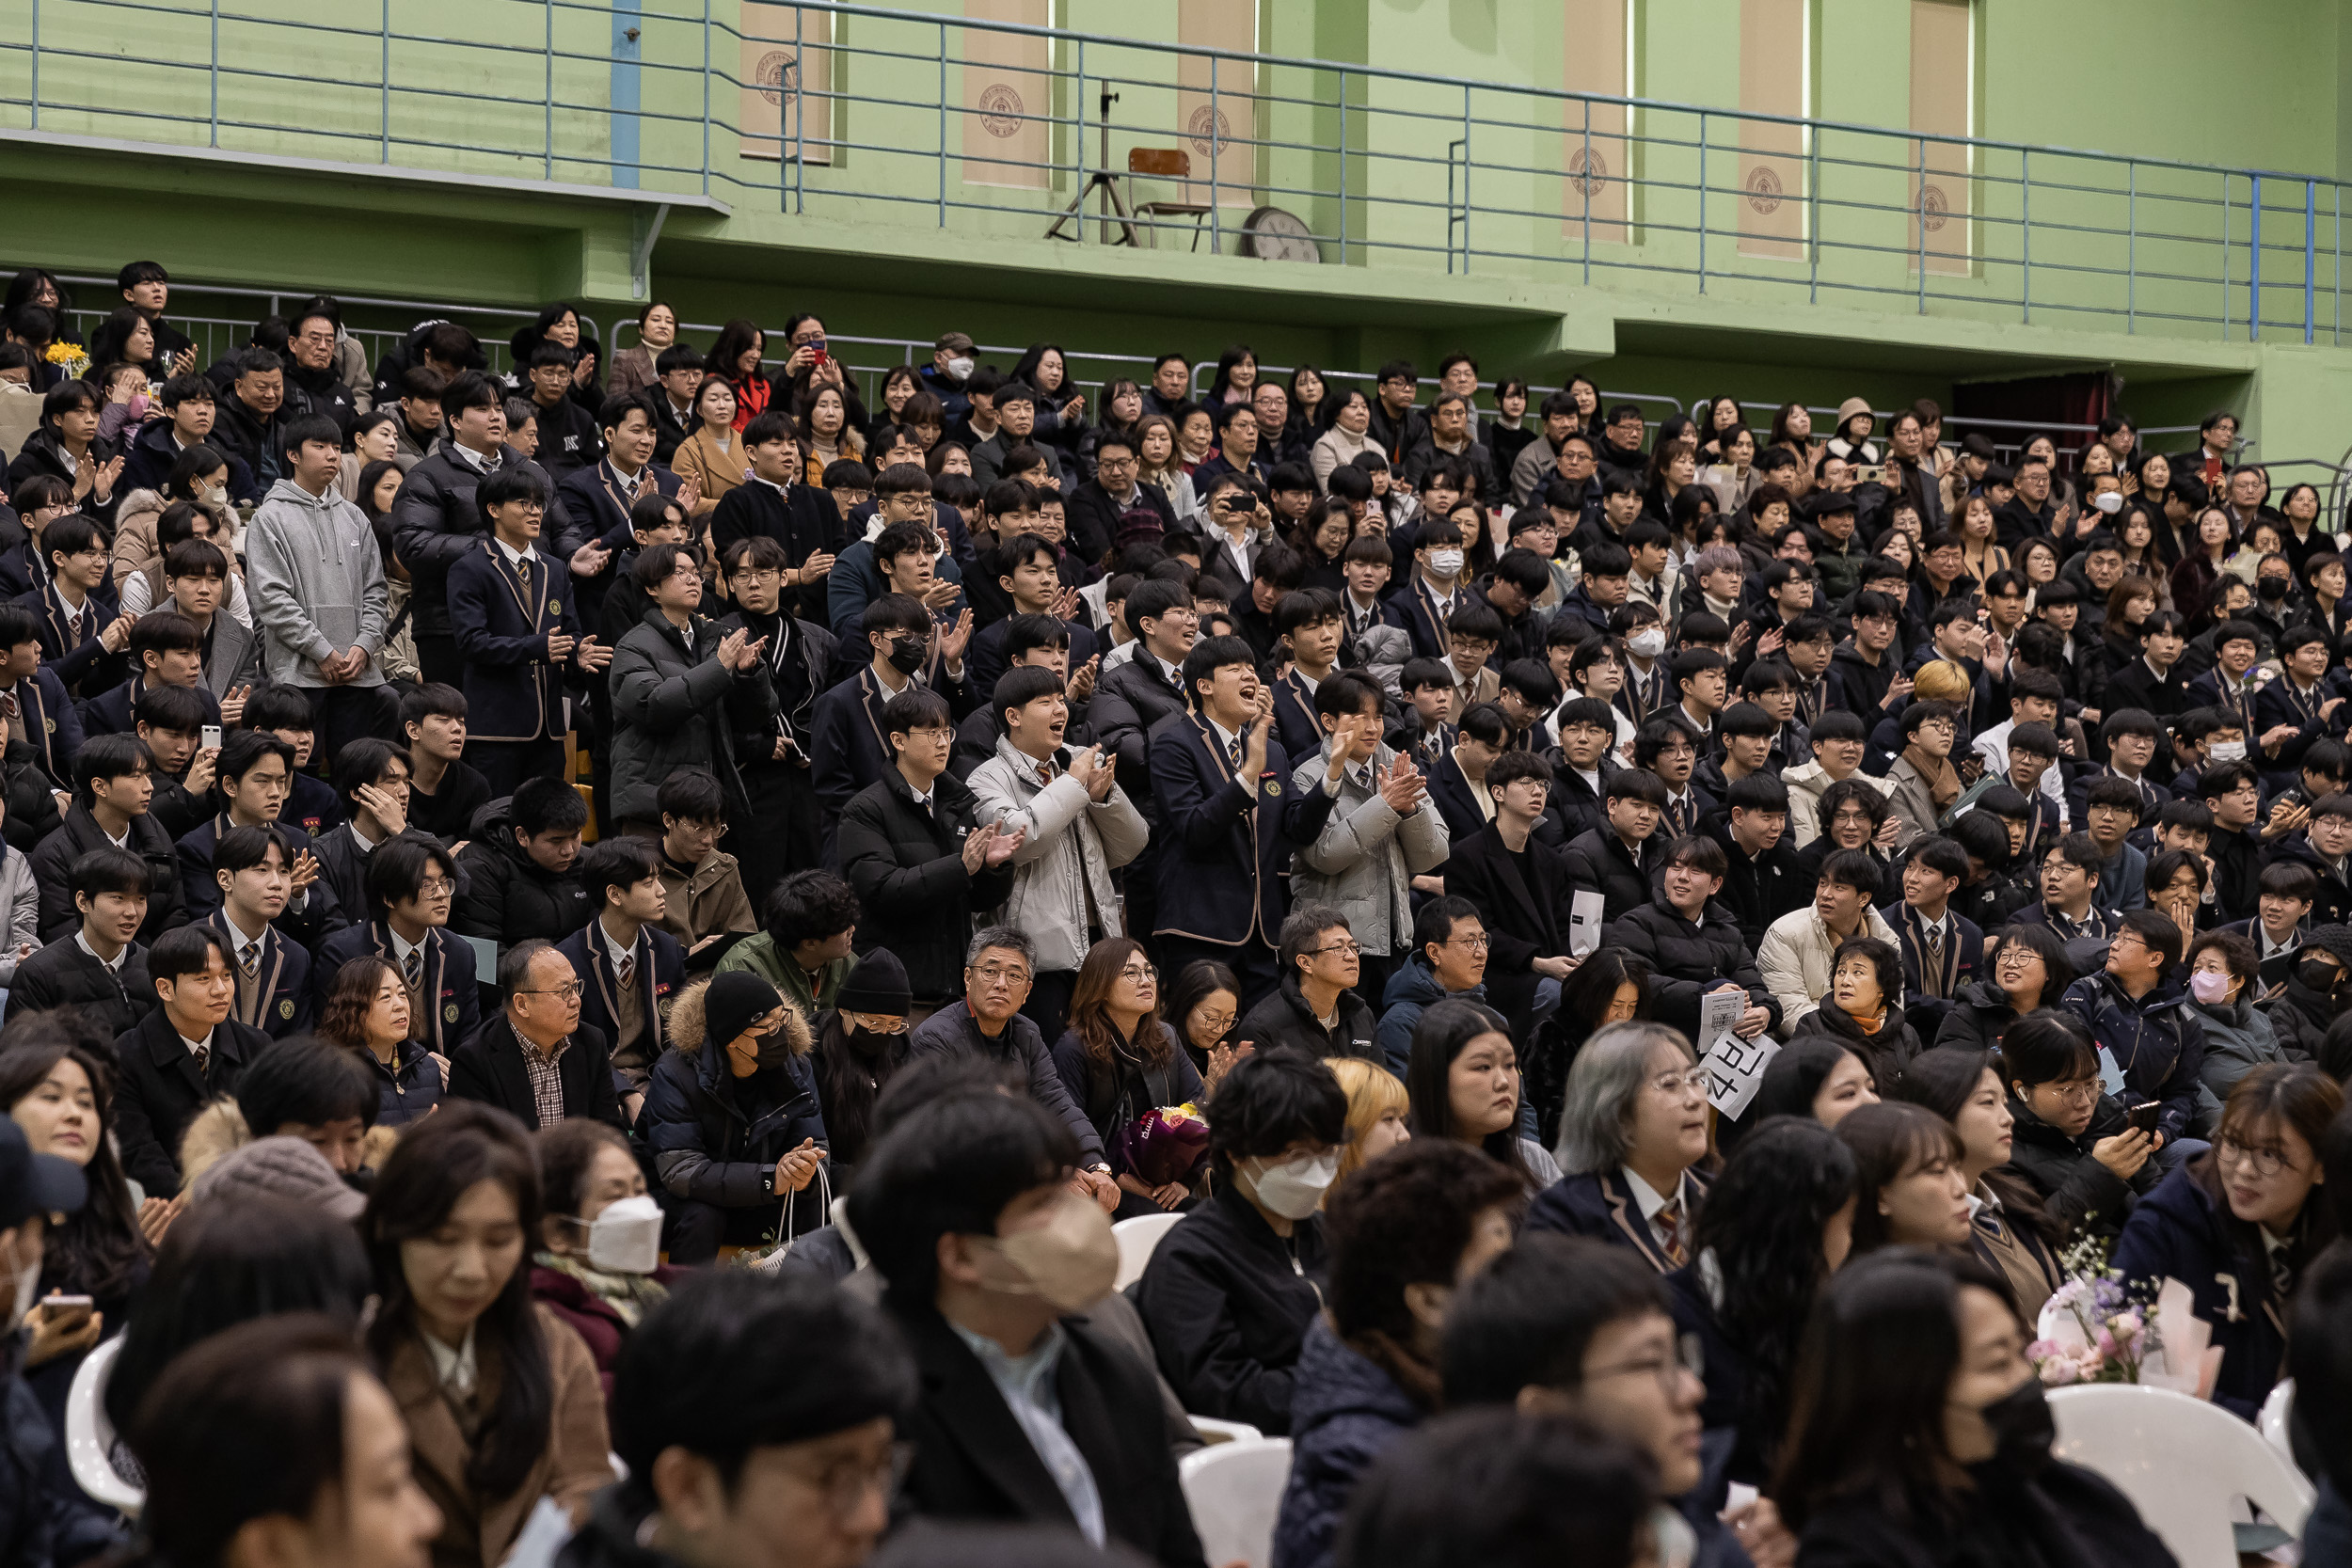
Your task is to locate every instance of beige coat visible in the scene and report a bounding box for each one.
[383,1306,612,1568]
[110,486,240,593]
[1782,762,1897,848]
[1758,905,1900,1039]
[671,425,745,519]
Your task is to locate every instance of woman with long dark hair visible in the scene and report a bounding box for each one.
[1773,1250,2173,1567]
[2114,1064,2342,1418]
[122,1316,444,1568]
[0,1020,149,1416]
[807,949,913,1187]
[1009,341,1084,456]
[1525,950,1651,1150]
[1204,343,1257,408]
[364,1102,611,1564]
[1049,938,1205,1217]
[1889,1047,2062,1317]
[87,306,157,385]
[1669,1116,1856,1486]
[705,318,771,432]
[315,954,444,1126]
[1405,999,1559,1194]
[1836,1101,1974,1262]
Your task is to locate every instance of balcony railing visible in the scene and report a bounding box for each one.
[6,0,2347,343]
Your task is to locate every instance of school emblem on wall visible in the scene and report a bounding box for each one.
[977,83,1025,137]
[1917,182,1950,232]
[1186,104,1231,159]
[1744,166,1784,214]
[1568,146,1608,198]
[755,49,798,108]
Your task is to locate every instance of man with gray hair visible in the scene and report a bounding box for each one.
[907,925,1118,1211]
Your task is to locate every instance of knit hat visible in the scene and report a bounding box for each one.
[705,971,785,1047]
[190,1135,366,1222]
[1836,396,1872,430]
[2304,924,2352,967]
[837,949,913,1017]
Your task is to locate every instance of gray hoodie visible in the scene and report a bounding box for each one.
[244,478,389,689]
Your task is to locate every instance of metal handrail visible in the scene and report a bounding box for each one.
[5,0,2347,344]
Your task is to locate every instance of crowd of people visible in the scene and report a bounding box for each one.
[0,259,2349,1566]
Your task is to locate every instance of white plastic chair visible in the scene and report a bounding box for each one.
[1113,1212,1185,1291]
[2049,1383,2312,1568]
[2259,1380,2296,1465]
[1188,1414,1263,1446]
[1178,1436,1292,1568]
[65,1336,142,1515]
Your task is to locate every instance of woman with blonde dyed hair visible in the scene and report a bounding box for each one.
[1326,1055,1411,1182]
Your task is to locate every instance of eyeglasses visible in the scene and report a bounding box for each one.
[416,877,456,896]
[904,724,955,741]
[2042,1080,2102,1108]
[787,1442,916,1520]
[2217,1133,2300,1180]
[1117,963,1157,984]
[519,980,585,1001]
[971,962,1033,986]
[736,569,782,586]
[1586,1334,1706,1393]
[1443,934,1492,952]
[1308,939,1362,958]
[1649,1068,1709,1098]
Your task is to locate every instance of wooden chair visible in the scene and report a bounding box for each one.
[1129,148,1216,250]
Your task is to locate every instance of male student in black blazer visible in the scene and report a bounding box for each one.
[1442,750,1587,1036]
[207,823,316,1037]
[310,833,480,1058]
[556,838,685,1090]
[445,938,626,1131]
[1883,834,1985,1043]
[110,925,267,1200]
[845,1088,1208,1568]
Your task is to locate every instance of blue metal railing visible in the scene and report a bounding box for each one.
[4,0,2348,343]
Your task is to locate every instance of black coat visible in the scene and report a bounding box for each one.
[311,920,481,1055]
[1235,974,1379,1062]
[1707,821,1810,953]
[1790,1457,2175,1568]
[1525,1168,1713,1275]
[811,666,979,838]
[1089,654,1191,805]
[1146,711,1338,948]
[1604,897,1777,1039]
[2004,1092,2156,1241]
[887,1299,1208,1568]
[389,440,571,642]
[5,936,152,1051]
[110,1006,266,1197]
[1131,1182,1328,1435]
[445,1013,625,1132]
[1789,999,1927,1080]
[1062,479,1176,567]
[642,1029,825,1212]
[911,1003,1105,1165]
[1444,820,1582,1023]
[452,799,596,949]
[29,805,187,946]
[1561,825,1657,927]
[707,479,848,626]
[836,768,1015,1006]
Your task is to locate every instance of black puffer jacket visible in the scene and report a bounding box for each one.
[1235,974,1379,1061]
[1605,895,1778,1039]
[2003,1092,2158,1242]
[1561,825,1656,926]
[1789,999,1925,1080]
[1931,979,2028,1053]
[28,805,184,945]
[452,798,596,948]
[836,768,1015,1006]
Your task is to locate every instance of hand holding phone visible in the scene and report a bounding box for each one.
[2125,1101,2162,1134]
[200,723,223,752]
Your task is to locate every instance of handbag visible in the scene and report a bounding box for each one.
[747,1154,833,1275]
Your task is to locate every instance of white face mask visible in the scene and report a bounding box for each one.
[946,356,976,382]
[2093,490,2124,515]
[1427,548,1465,579]
[579,1194,662,1275]
[1248,1151,1340,1219]
[2208,739,2247,764]
[1629,627,1667,659]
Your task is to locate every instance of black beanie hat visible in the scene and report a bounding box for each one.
[837,948,913,1016]
[704,971,783,1047]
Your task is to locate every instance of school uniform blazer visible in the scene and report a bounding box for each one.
[887,1299,1209,1568]
[75,675,222,739]
[555,920,684,1083]
[111,1006,270,1198]
[1267,667,1323,763]
[1423,752,1489,859]
[208,910,313,1037]
[177,814,342,943]
[311,920,481,1055]
[2254,676,2344,775]
[1383,578,1484,663]
[1523,1167,1716,1275]
[1882,901,1984,1005]
[13,578,120,692]
[1146,710,1339,946]
[447,539,587,744]
[0,667,82,788]
[810,665,977,837]
[554,459,685,622]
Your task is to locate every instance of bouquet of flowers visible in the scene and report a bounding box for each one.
[1116,1102,1210,1187]
[2026,1233,2163,1386]
[42,341,88,382]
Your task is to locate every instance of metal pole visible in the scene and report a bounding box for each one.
[1074,39,1087,243]
[793,4,804,214]
[937,24,947,228]
[1210,55,1222,255]
[545,1,554,181]
[1807,121,1819,303]
[1581,97,1592,286]
[1460,82,1471,274]
[2306,179,2317,344]
[2222,176,2232,337]
[700,0,709,198]
[380,0,390,162]
[2021,149,2030,324]
[2250,173,2262,341]
[1697,112,1707,293]
[1338,69,1348,266]
[1915,137,1927,313]
[209,0,219,147]
[27,0,37,130]
[2126,162,2136,330]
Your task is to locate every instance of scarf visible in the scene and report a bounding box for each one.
[1902,742,1963,812]
[533,1249,669,1330]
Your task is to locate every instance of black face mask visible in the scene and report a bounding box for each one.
[2259,577,2291,601]
[886,636,928,676]
[2298,958,2344,994]
[751,1025,796,1069]
[846,1025,898,1058]
[1975,1375,2056,1473]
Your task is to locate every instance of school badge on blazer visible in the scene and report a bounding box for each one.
[278,999,294,1020]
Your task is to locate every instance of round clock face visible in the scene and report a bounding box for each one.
[1242,205,1319,263]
